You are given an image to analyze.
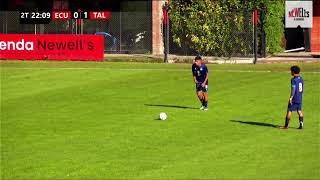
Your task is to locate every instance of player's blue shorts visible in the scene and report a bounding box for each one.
[288,103,302,112]
[196,82,208,92]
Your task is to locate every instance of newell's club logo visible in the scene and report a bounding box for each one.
[288,7,310,21]
[285,1,313,28]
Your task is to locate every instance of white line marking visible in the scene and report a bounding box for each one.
[2,67,320,73]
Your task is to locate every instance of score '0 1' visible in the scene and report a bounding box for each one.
[72,11,88,19]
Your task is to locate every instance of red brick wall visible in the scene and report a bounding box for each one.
[311,0,320,53]
[152,0,165,55]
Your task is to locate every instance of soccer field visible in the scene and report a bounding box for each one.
[1,61,320,179]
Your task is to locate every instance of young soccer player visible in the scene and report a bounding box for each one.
[192,56,209,111]
[281,65,304,129]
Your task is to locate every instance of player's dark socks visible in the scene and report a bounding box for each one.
[299,116,304,123]
[284,117,290,128]
[203,101,208,108]
[199,96,205,106]
[199,99,203,105]
[299,116,304,129]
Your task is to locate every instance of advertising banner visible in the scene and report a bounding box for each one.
[0,34,104,61]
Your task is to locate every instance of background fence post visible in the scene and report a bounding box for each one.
[163,2,170,63]
[120,11,122,53]
[260,8,266,58]
[253,9,258,64]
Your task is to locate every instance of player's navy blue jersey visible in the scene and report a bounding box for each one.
[291,76,304,104]
[192,63,208,84]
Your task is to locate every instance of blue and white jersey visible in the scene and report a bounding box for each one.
[291,76,304,104]
[192,63,208,84]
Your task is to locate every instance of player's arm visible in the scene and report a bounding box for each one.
[289,79,296,104]
[193,75,198,84]
[192,65,198,84]
[201,67,208,87]
[201,73,208,87]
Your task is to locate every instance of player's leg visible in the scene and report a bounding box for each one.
[197,91,204,102]
[196,91,205,109]
[297,111,304,129]
[297,104,303,129]
[281,110,292,129]
[281,102,295,129]
[202,85,208,110]
[196,83,205,109]
[202,92,208,110]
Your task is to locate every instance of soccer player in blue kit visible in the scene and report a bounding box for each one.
[192,56,209,111]
[281,66,304,129]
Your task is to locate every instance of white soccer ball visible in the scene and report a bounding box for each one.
[159,112,167,120]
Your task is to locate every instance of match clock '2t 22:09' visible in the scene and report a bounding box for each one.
[19,11,91,24]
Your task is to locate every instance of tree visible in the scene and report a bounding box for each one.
[169,0,285,56]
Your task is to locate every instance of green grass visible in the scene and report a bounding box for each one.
[1,61,320,179]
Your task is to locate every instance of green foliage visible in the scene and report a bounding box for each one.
[170,0,285,55]
[263,0,285,54]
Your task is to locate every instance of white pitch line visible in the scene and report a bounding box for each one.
[2,67,320,73]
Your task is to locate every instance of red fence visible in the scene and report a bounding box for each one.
[0,34,104,61]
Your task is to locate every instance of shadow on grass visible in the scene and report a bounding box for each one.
[230,120,280,128]
[144,104,198,110]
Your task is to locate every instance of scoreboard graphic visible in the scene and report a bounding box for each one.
[19,11,112,24]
